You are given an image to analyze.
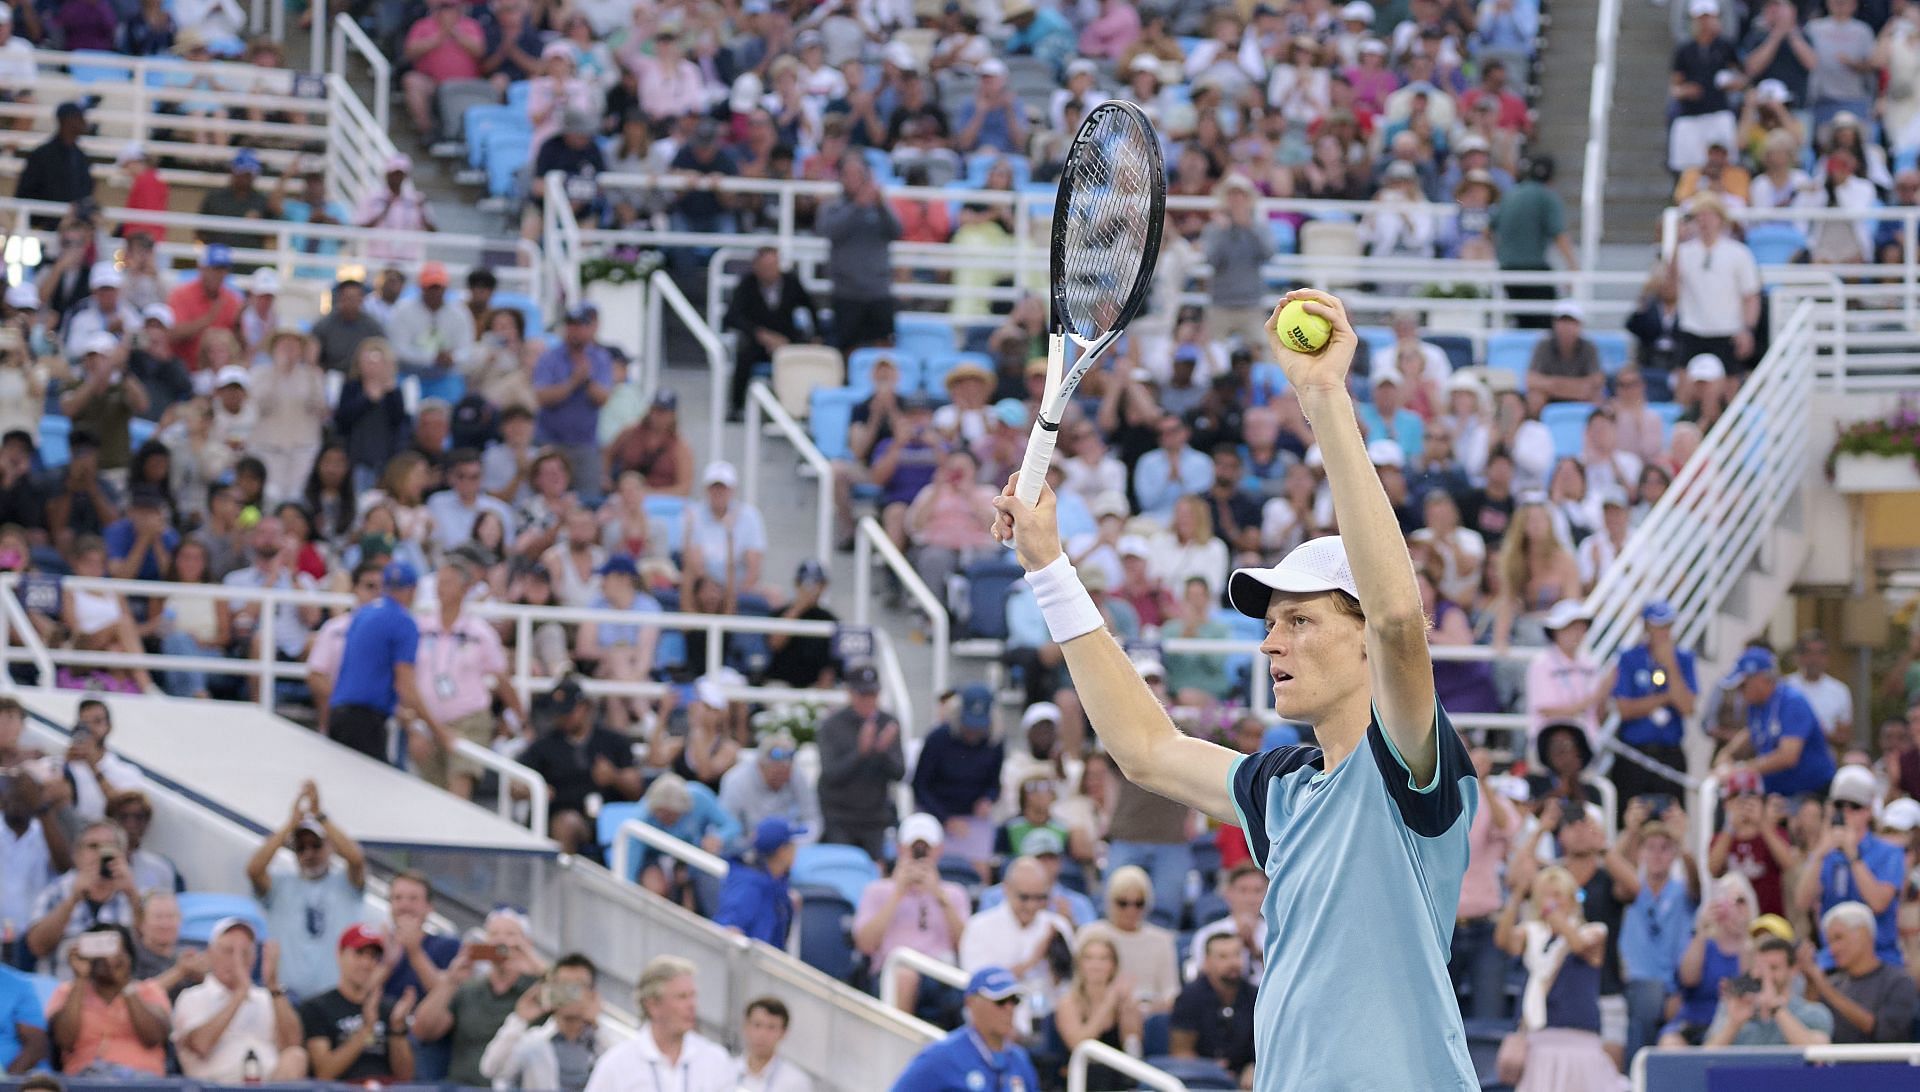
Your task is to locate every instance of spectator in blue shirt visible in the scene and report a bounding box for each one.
[888,967,1041,1092]
[1795,765,1904,967]
[713,817,800,947]
[1610,599,1698,804]
[1002,0,1075,75]
[628,773,743,896]
[1357,367,1426,456]
[955,59,1027,154]
[326,560,451,765]
[1132,414,1212,523]
[104,487,178,582]
[0,963,48,1073]
[1615,816,1699,1064]
[912,684,1004,866]
[1713,647,1837,799]
[531,304,613,503]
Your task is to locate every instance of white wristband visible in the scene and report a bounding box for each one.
[1025,555,1104,644]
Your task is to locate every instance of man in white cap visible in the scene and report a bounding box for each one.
[1358,366,1424,456]
[63,263,141,360]
[1794,764,1904,967]
[210,364,258,453]
[956,57,1026,154]
[992,288,1479,1090]
[853,812,972,1014]
[61,330,150,486]
[172,917,309,1080]
[1524,299,1604,409]
[1670,0,1744,172]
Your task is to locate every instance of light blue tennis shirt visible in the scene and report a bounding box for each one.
[1228,706,1479,1091]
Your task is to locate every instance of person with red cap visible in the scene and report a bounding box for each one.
[298,922,416,1082]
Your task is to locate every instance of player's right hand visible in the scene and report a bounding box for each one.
[991,474,1063,572]
[1267,289,1359,396]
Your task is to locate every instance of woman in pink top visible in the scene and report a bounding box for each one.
[526,41,595,164]
[1523,600,1613,748]
[1343,39,1400,115]
[906,449,997,595]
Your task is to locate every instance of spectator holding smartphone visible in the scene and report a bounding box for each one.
[47,923,169,1076]
[1702,935,1831,1046]
[24,819,141,976]
[479,954,604,1091]
[1795,766,1904,966]
[855,813,972,1015]
[411,909,546,1088]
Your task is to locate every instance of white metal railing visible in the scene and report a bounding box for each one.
[331,14,392,135]
[743,380,834,567]
[1579,0,1621,278]
[541,171,585,328]
[643,269,732,455]
[454,739,549,836]
[876,946,969,1012]
[1068,1042,1189,1092]
[608,818,731,883]
[324,71,403,215]
[1583,299,1819,668]
[852,516,950,699]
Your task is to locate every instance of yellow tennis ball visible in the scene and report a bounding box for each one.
[1273,299,1331,354]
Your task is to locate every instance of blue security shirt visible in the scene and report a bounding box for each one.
[1618,875,1694,986]
[1228,706,1479,1092]
[327,596,420,714]
[1612,644,1697,748]
[889,1026,1041,1092]
[1746,684,1836,798]
[1816,834,1905,966]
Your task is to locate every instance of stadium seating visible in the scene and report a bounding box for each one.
[921,351,993,395]
[1744,222,1808,266]
[773,344,847,418]
[807,387,865,461]
[792,843,881,907]
[795,886,858,981]
[176,891,270,946]
[1485,331,1543,389]
[1540,402,1597,458]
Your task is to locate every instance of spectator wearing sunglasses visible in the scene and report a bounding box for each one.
[888,967,1040,1092]
[1614,816,1700,1064]
[717,730,820,840]
[1794,766,1904,968]
[959,857,1074,1034]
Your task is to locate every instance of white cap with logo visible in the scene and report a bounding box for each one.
[1228,535,1359,619]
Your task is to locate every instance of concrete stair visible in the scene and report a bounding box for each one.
[1526,0,1601,221]
[1602,6,1685,245]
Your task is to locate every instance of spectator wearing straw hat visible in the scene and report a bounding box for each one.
[1671,193,1760,373]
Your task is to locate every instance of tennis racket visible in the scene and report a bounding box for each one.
[1015,100,1165,506]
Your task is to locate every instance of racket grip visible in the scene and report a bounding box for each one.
[1015,420,1059,506]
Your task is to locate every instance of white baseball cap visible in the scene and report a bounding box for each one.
[1542,598,1591,632]
[1020,702,1061,732]
[114,142,148,166]
[1688,0,1719,16]
[1228,535,1359,619]
[89,263,124,289]
[3,283,38,310]
[78,330,120,357]
[1117,535,1151,559]
[1830,765,1879,808]
[248,268,281,295]
[701,460,739,488]
[142,303,175,327]
[1882,797,1920,833]
[1341,1,1375,20]
[899,812,944,848]
[1371,365,1405,388]
[1367,439,1406,468]
[215,365,251,390]
[1551,298,1584,322]
[978,58,1008,78]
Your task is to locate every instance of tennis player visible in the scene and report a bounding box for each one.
[991,288,1479,1089]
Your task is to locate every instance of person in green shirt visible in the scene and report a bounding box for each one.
[1491,156,1578,328]
[410,910,546,1087]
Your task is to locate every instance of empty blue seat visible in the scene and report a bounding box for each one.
[795,887,856,980]
[1486,331,1543,389]
[464,104,526,169]
[505,80,533,111]
[1589,331,1631,375]
[38,416,70,468]
[1269,217,1297,255]
[792,843,880,907]
[894,317,957,362]
[1354,325,1394,363]
[1144,1012,1172,1057]
[129,418,156,451]
[1540,401,1596,459]
[808,387,864,461]
[483,130,532,198]
[1430,334,1475,372]
[643,495,687,554]
[1744,221,1807,266]
[489,290,544,334]
[175,892,268,945]
[922,350,993,395]
[417,373,466,405]
[959,554,1024,640]
[67,51,131,84]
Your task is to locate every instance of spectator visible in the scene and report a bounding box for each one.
[1795,765,1903,965]
[61,334,148,485]
[299,923,417,1082]
[400,0,486,140]
[1659,874,1757,1045]
[245,782,367,1000]
[980,828,1098,928]
[105,790,177,894]
[714,817,801,946]
[411,909,545,1088]
[0,959,49,1073]
[1806,0,1877,130]
[1492,156,1575,323]
[1052,928,1143,1089]
[427,449,516,556]
[310,281,386,374]
[959,857,1074,1022]
[1703,933,1831,1045]
[1360,377,1425,475]
[718,730,820,838]
[1202,177,1276,351]
[14,101,93,208]
[721,247,818,422]
[60,702,145,822]
[733,996,811,1092]
[630,773,742,898]
[1713,647,1838,798]
[912,683,1004,863]
[166,246,243,368]
[250,330,327,506]
[319,560,443,762]
[1610,599,1698,804]
[1170,932,1255,1084]
[533,304,614,499]
[518,676,642,857]
[172,918,307,1080]
[1526,301,1605,409]
[815,686,900,859]
[904,449,997,600]
[1450,749,1516,1021]
[1616,816,1699,1061]
[1134,415,1212,524]
[1802,900,1920,1045]
[817,154,901,351]
[1677,354,1731,434]
[856,811,972,1012]
[681,460,769,599]
[354,156,437,259]
[388,263,472,378]
[527,111,608,241]
[889,967,1040,1091]
[458,307,539,414]
[63,264,139,361]
[1708,769,1799,918]
[25,819,140,975]
[1,770,70,941]
[1490,498,1579,651]
[1525,601,1609,746]
[414,557,521,794]
[196,151,273,251]
[763,559,840,689]
[378,871,459,1020]
[1670,0,1744,172]
[477,953,604,1092]
[583,955,733,1091]
[1494,865,1614,1090]
[1787,629,1856,753]
[1672,194,1761,372]
[630,31,709,123]
[1090,865,1179,1012]
[47,923,169,1077]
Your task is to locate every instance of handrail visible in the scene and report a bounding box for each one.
[1579,0,1621,277]
[1693,772,1720,878]
[743,380,834,567]
[852,516,949,699]
[877,946,970,1011]
[541,171,585,329]
[0,583,53,684]
[608,818,730,883]
[1067,1042,1189,1092]
[643,270,732,458]
[453,738,550,837]
[324,71,402,215]
[330,13,391,135]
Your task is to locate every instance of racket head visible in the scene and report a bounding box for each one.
[1048,100,1166,350]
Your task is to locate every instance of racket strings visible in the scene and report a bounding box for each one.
[1057,108,1159,343]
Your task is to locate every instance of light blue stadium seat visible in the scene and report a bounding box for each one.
[791,843,880,907]
[847,347,919,392]
[860,146,895,183]
[464,104,527,169]
[808,387,864,461]
[1486,330,1543,390]
[38,415,70,468]
[1649,401,1684,444]
[965,152,1031,187]
[505,80,533,112]
[1250,362,1289,398]
[922,350,992,395]
[1540,402,1596,459]
[1018,180,1057,214]
[1354,325,1394,362]
[67,51,132,84]
[796,887,856,980]
[483,130,533,198]
[643,495,687,554]
[1590,331,1631,375]
[175,892,269,946]
[417,373,466,404]
[1744,221,1807,266]
[129,418,156,450]
[1269,217,1297,255]
[489,290,544,335]
[894,326,957,364]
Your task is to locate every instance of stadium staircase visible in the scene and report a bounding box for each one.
[1597,0,1684,243]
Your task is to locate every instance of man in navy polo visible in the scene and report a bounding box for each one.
[1609,599,1698,803]
[1712,646,1837,798]
[326,561,452,767]
[531,303,612,502]
[889,967,1040,1091]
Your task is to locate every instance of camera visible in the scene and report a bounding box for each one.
[546,981,584,1009]
[1727,974,1761,997]
[75,931,120,960]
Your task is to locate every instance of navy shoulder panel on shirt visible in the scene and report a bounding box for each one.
[1366,705,1472,839]
[1231,744,1322,867]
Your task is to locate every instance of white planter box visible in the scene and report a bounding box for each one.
[584,280,645,361]
[1832,453,1920,493]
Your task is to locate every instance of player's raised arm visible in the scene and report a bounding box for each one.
[1268,289,1438,782]
[992,482,1239,824]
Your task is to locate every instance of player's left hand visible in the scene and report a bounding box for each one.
[991,474,1063,572]
[1266,289,1358,396]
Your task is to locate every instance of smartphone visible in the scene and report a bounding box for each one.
[1727,974,1761,997]
[1637,794,1671,817]
[97,850,117,880]
[1832,808,1848,827]
[910,843,930,861]
[546,981,584,1008]
[76,932,120,959]
[467,942,510,963]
